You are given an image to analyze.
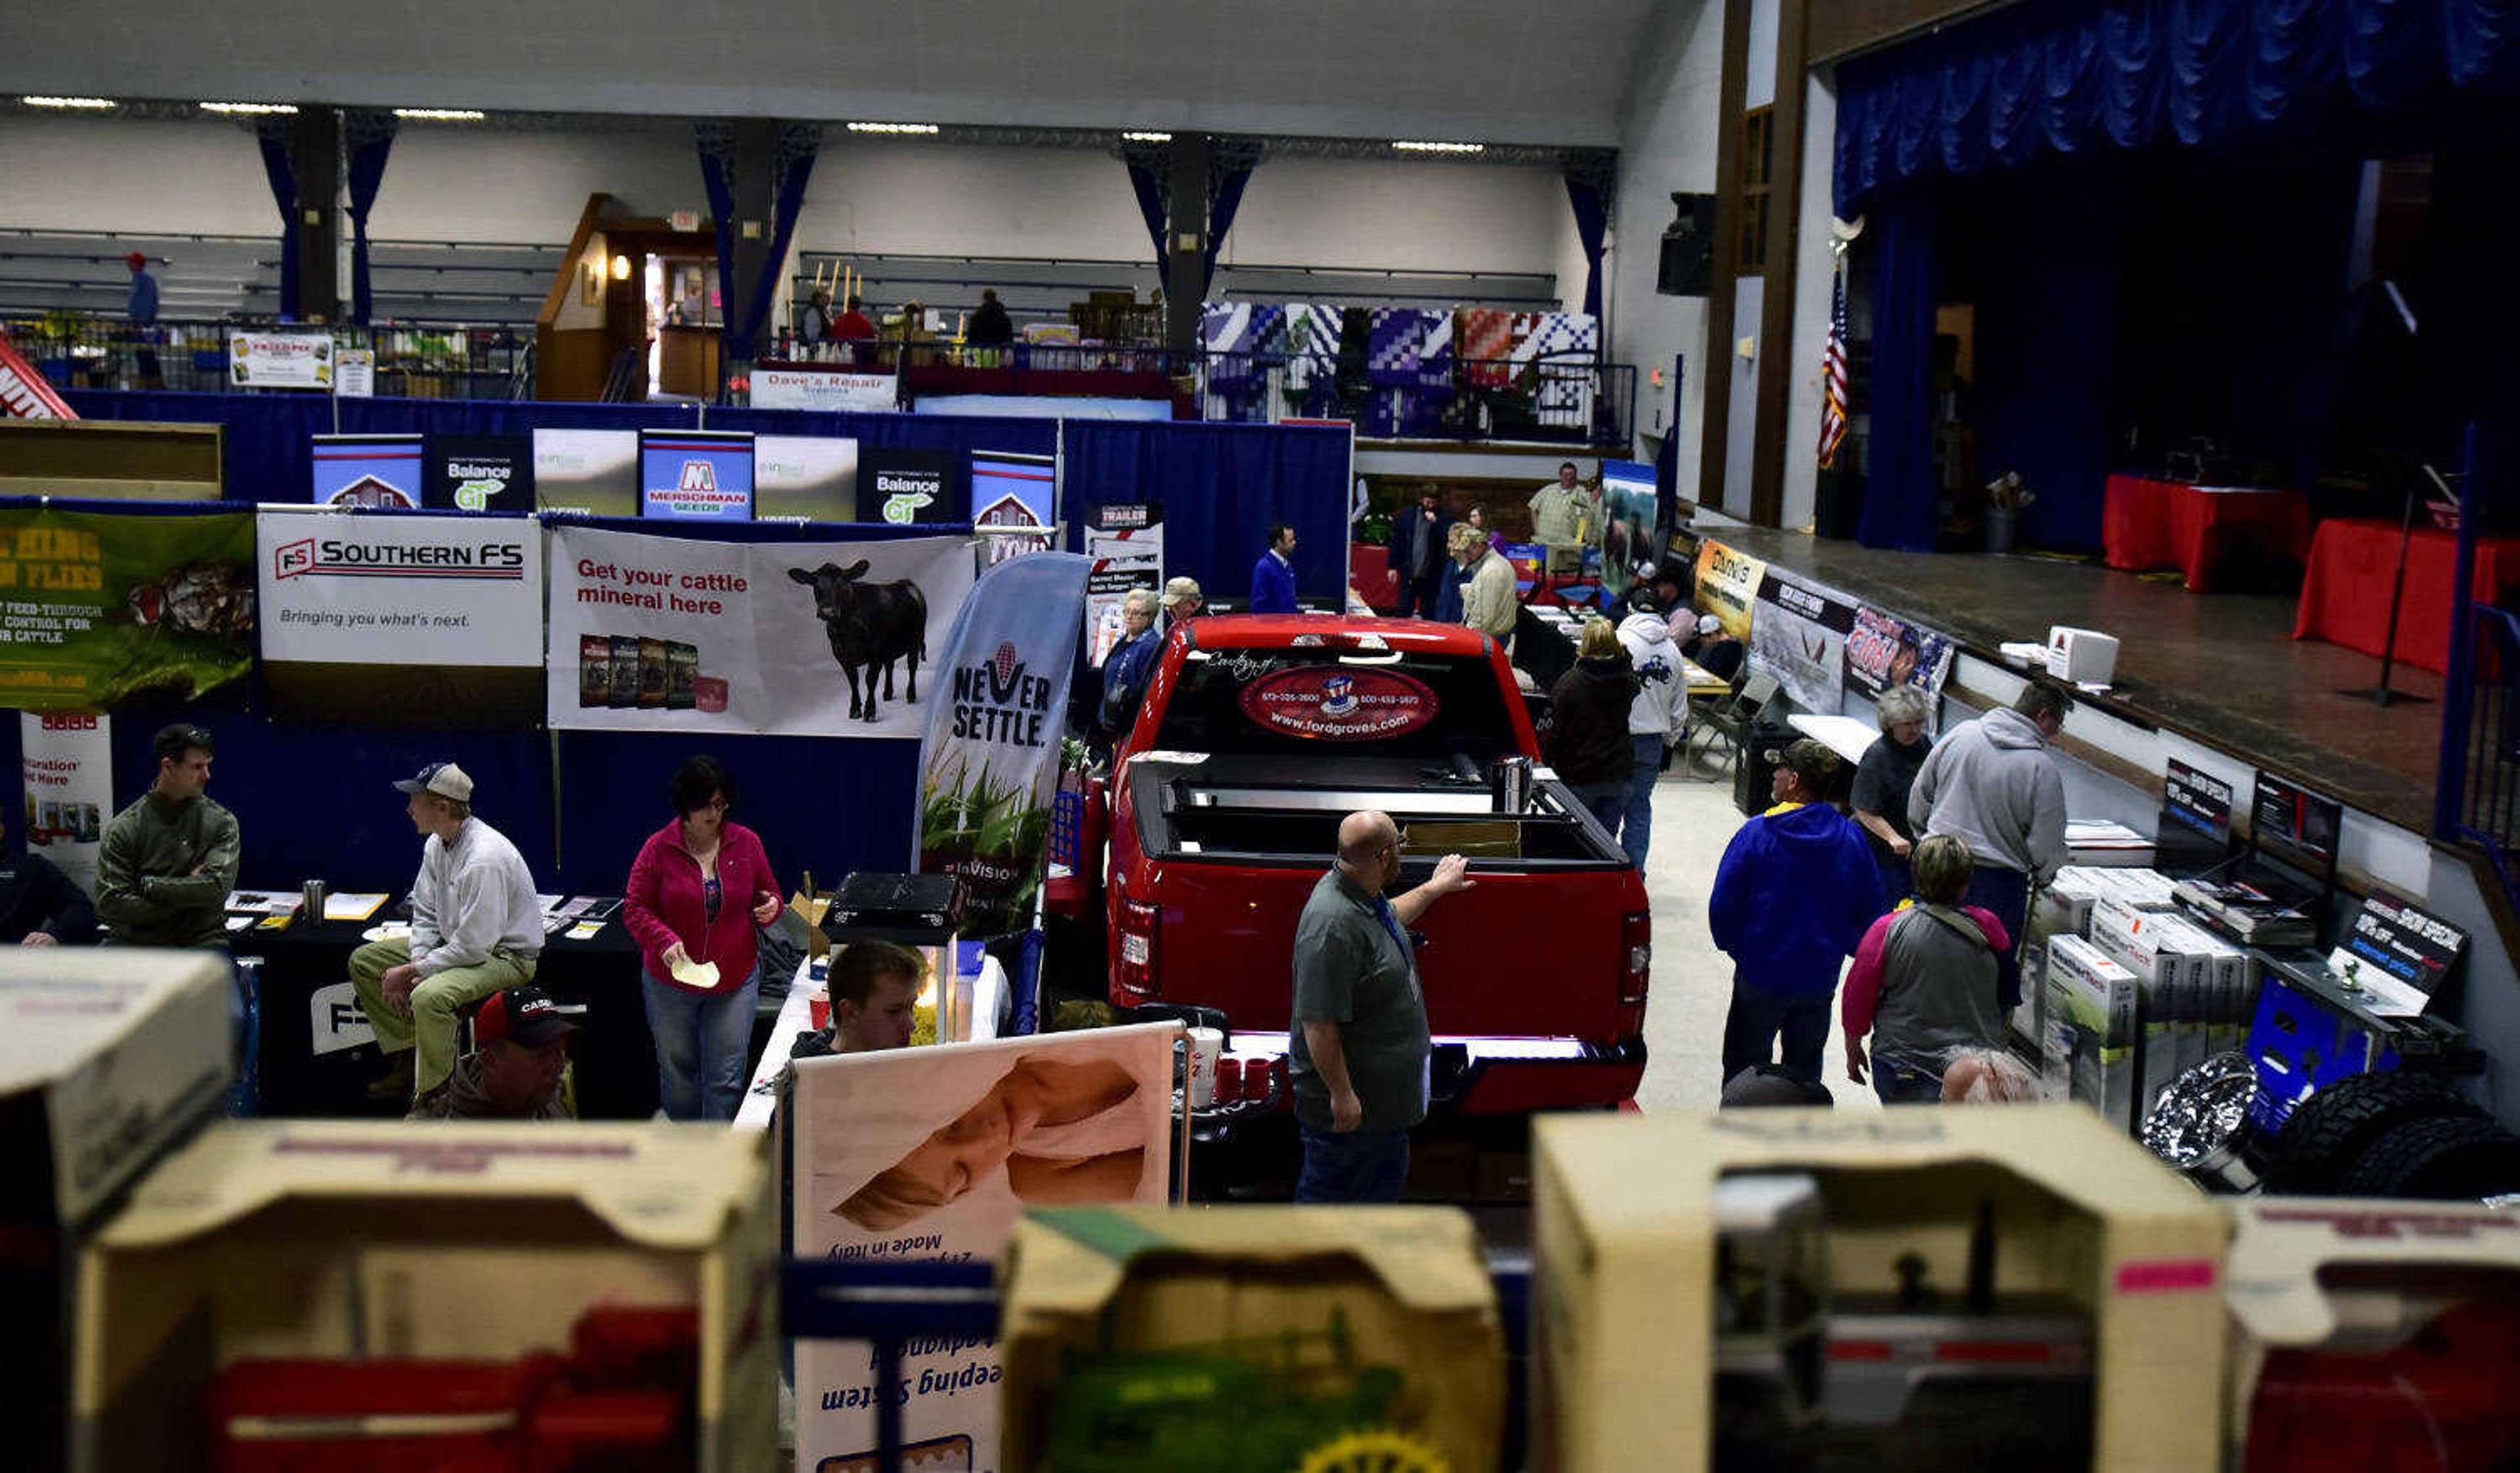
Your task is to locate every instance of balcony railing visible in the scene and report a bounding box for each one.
[1,315,534,399]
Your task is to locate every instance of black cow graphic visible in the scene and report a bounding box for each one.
[788,560,929,722]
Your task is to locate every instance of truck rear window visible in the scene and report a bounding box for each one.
[1149,646,1522,759]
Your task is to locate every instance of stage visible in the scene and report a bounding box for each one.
[1702,525,2449,836]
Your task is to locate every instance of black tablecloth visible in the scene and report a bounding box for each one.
[1515,609,1579,690]
[238,902,654,1119]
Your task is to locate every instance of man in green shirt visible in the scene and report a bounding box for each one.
[96,724,240,949]
[1288,810,1473,1203]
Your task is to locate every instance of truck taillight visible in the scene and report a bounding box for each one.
[1116,896,1160,997]
[1618,909,1651,1006]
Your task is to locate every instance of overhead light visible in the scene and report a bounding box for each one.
[1122,131,1173,143]
[22,95,117,110]
[199,101,299,115]
[1393,139,1484,154]
[394,107,485,121]
[611,254,631,280]
[847,121,938,135]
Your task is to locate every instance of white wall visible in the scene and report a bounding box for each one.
[1609,0,1723,499]
[1779,70,1839,533]
[0,115,278,236]
[796,140,1149,262]
[368,128,705,243]
[1223,156,1570,280]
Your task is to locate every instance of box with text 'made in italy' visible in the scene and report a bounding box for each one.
[1,949,234,1473]
[999,1205,1504,1473]
[73,1121,775,1473]
[1531,1106,2228,1473]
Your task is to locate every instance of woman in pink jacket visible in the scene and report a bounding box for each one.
[625,755,784,1119]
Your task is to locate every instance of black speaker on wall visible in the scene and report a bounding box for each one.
[1658,192,1717,297]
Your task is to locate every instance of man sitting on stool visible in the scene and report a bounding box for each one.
[352,762,545,1113]
[408,984,578,1121]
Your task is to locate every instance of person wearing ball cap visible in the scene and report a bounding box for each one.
[407,985,581,1121]
[350,760,547,1113]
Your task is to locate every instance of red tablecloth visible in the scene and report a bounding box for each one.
[2292,517,2520,674]
[2101,474,2312,591]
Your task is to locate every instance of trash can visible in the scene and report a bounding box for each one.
[1984,505,2021,555]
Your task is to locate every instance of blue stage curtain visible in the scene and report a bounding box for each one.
[1857,192,1942,552]
[1563,172,1612,320]
[255,123,300,320]
[344,112,396,325]
[1835,0,2520,215]
[1203,143,1262,297]
[1062,421,1353,602]
[1122,144,1169,274]
[696,124,740,383]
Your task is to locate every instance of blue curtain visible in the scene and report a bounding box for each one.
[1563,173,1611,320]
[1122,147,1168,274]
[728,127,819,363]
[1062,421,1353,600]
[256,125,300,320]
[1203,160,1254,296]
[344,115,396,325]
[696,129,739,375]
[1835,0,2520,215]
[1857,192,1942,552]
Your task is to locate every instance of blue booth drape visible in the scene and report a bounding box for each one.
[1121,146,1169,276]
[344,113,396,326]
[696,126,741,382]
[1121,142,1261,297]
[1563,173,1612,321]
[1855,192,1942,552]
[1061,420,1353,603]
[255,123,300,320]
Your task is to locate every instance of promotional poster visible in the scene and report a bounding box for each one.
[0,507,255,710]
[1691,538,1765,640]
[1841,603,1956,730]
[426,434,536,513]
[751,367,897,412]
[19,710,110,892]
[791,1024,1183,1473]
[756,434,860,522]
[532,427,639,517]
[861,448,966,526]
[310,434,424,508]
[1748,566,1857,715]
[546,526,974,738]
[1598,458,1658,599]
[639,430,755,522]
[229,331,333,388]
[257,510,544,724]
[915,552,1091,936]
[1083,502,1162,666]
[971,450,1056,566]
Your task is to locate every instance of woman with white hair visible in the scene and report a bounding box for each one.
[1097,587,1164,742]
[1851,684,1934,904]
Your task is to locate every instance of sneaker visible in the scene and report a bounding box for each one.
[366,1051,415,1102]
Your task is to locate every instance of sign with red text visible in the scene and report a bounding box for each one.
[751,366,897,413]
[229,331,333,388]
[20,710,110,891]
[546,525,975,737]
[791,1023,1181,1473]
[1238,665,1438,741]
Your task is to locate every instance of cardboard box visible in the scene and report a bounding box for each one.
[2046,933,2142,1131]
[2089,894,2209,1123]
[0,950,233,1472]
[2222,1198,2520,1468]
[73,1120,775,1472]
[1531,1107,2229,1473]
[1001,1205,1503,1473]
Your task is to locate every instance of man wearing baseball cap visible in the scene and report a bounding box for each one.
[1708,738,1883,1087]
[1158,575,1203,625]
[350,761,547,1111]
[408,985,579,1121]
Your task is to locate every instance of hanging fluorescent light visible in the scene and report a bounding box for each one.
[22,96,117,110]
[199,101,299,115]
[1392,139,1484,154]
[847,121,938,135]
[393,107,486,121]
[1121,131,1173,143]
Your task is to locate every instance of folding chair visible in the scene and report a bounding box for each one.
[1685,671,1778,781]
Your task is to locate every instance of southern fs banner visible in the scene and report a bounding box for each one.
[914,552,1090,935]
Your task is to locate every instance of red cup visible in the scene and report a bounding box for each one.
[808,994,830,1031]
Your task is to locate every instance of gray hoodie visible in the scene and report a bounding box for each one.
[1616,610,1691,738]
[1906,705,2067,881]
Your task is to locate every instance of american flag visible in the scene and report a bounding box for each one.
[1816,254,1850,470]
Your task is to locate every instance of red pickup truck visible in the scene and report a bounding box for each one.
[1084,613,1651,1113]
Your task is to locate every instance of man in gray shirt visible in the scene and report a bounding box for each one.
[1288,811,1473,1203]
[351,762,545,1112]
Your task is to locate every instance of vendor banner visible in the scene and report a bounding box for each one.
[751,365,897,412]
[757,434,858,521]
[862,447,966,526]
[1749,566,1857,715]
[792,1023,1183,1473]
[20,711,110,893]
[1842,603,1955,731]
[915,552,1090,935]
[259,509,544,724]
[427,434,535,513]
[1084,501,1163,666]
[0,507,255,710]
[1691,538,1765,640]
[0,330,75,418]
[971,449,1055,566]
[640,429,754,522]
[547,526,975,738]
[532,427,638,516]
[229,331,333,388]
[311,434,423,508]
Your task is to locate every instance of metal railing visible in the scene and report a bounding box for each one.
[763,337,1636,446]
[0,314,535,399]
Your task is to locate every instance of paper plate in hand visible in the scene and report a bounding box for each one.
[361,921,413,943]
[670,955,722,989]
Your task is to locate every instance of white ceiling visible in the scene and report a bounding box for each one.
[0,0,1664,148]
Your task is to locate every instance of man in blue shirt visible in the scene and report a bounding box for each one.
[1250,522,1299,613]
[125,251,163,388]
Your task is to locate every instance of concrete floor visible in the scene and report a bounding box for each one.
[1629,754,1878,1113]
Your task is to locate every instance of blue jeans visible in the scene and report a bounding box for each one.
[1874,854,1912,909]
[642,966,761,1121]
[1962,865,2031,1011]
[1567,778,1628,842]
[1296,1125,1412,1203]
[1621,734,1664,865]
[1872,1053,1945,1104]
[1723,984,1832,1084]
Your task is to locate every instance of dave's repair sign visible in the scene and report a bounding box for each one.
[1239,665,1437,741]
[255,509,543,667]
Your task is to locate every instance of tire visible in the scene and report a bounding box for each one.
[2263,1071,2485,1195]
[2336,1114,2520,1201]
